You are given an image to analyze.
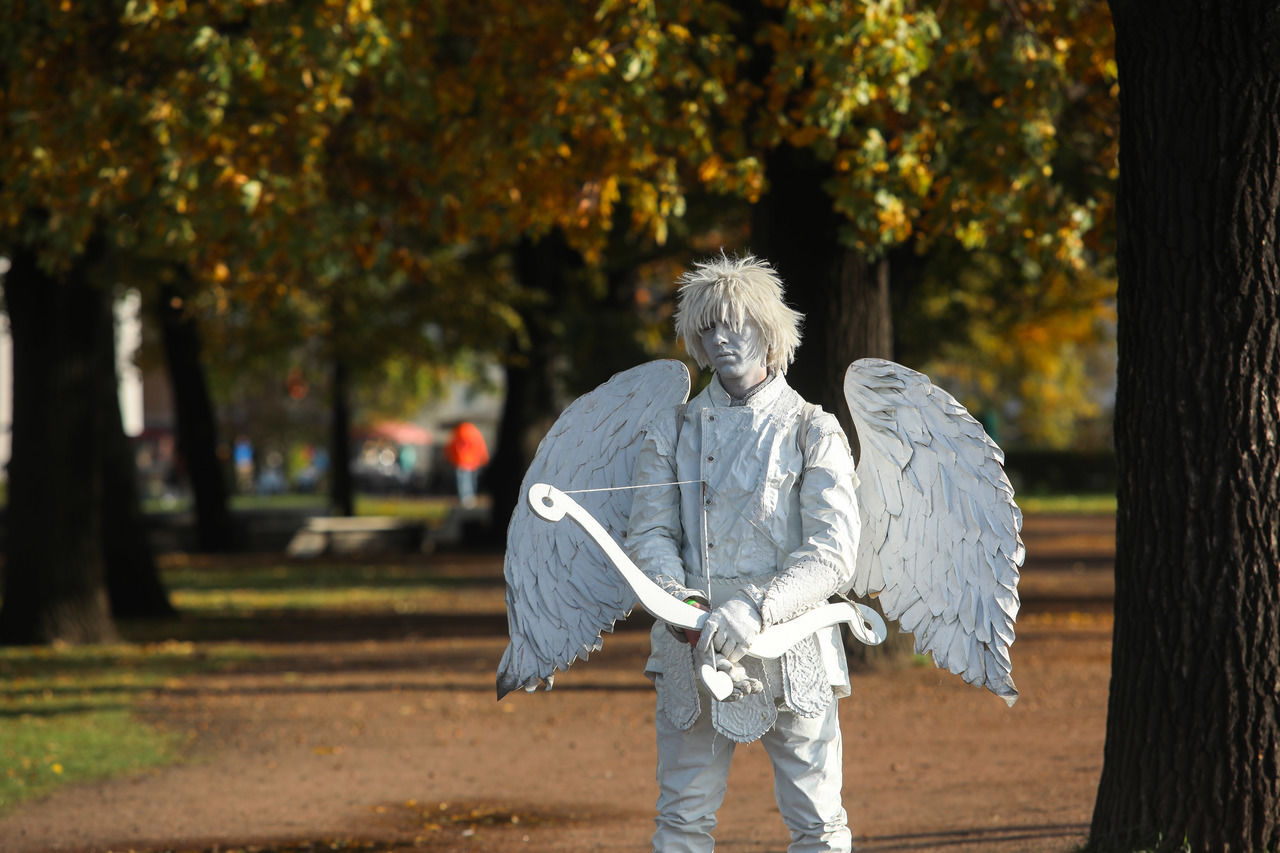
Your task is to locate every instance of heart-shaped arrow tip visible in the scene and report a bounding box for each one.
[699,664,734,701]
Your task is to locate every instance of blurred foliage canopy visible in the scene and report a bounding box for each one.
[2,0,1117,446]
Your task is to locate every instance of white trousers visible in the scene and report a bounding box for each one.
[653,695,851,852]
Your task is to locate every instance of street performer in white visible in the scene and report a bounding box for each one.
[625,254,859,852]
[497,254,1022,853]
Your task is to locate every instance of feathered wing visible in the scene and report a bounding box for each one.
[496,360,691,699]
[844,358,1024,706]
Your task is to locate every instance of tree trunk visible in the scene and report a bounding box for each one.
[329,356,355,517]
[103,286,173,618]
[751,144,893,456]
[751,142,909,668]
[1090,4,1280,850]
[488,234,578,537]
[157,278,238,551]
[489,351,538,537]
[0,241,118,644]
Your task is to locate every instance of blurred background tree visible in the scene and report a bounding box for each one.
[0,0,1117,643]
[572,0,1119,447]
[0,0,517,640]
[383,0,1116,527]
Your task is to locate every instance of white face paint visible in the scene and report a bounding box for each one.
[700,317,768,397]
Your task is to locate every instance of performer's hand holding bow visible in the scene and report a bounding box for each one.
[698,591,763,662]
[696,592,765,701]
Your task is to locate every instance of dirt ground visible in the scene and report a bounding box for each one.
[0,514,1115,853]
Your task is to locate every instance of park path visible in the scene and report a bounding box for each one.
[0,515,1113,853]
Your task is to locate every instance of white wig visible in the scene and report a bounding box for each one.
[674,253,804,373]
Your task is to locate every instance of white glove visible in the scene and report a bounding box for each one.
[693,637,765,702]
[715,657,764,702]
[696,593,763,663]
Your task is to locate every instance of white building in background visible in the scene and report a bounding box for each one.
[0,284,145,476]
[115,291,145,438]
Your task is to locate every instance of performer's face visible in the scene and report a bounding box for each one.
[700,315,768,388]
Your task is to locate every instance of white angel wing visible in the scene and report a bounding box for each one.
[497,359,691,699]
[844,358,1024,706]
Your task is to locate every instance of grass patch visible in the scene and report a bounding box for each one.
[352,496,454,523]
[0,555,503,812]
[0,707,177,811]
[0,641,250,813]
[142,492,455,524]
[0,640,269,813]
[1017,492,1116,515]
[159,559,505,615]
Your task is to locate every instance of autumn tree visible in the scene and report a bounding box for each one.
[0,1,508,639]
[539,0,1118,433]
[428,0,1118,674]
[1088,2,1280,849]
[523,2,1112,415]
[408,2,1116,536]
[0,2,182,640]
[365,3,705,527]
[0,3,265,639]
[763,0,1117,441]
[897,246,1117,448]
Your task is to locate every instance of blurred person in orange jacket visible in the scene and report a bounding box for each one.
[445,421,489,507]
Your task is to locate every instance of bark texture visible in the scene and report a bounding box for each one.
[0,242,118,644]
[1091,3,1280,850]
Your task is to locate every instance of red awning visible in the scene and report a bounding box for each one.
[356,420,434,446]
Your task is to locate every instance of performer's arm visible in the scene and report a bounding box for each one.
[760,414,861,628]
[624,419,704,606]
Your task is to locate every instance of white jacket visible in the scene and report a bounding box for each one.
[625,372,861,742]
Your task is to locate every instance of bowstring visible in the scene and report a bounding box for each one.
[561,479,715,605]
[564,478,784,546]
[561,479,705,494]
[563,479,791,607]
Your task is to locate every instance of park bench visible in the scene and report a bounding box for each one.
[286,515,426,557]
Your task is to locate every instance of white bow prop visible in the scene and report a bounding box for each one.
[527,482,887,700]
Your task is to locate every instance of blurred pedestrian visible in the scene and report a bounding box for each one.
[233,436,254,494]
[444,421,489,507]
